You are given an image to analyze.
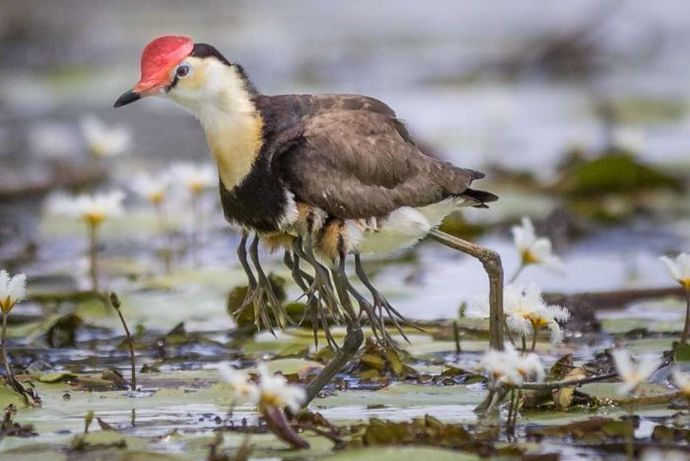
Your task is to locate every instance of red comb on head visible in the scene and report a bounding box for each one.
[134,35,193,93]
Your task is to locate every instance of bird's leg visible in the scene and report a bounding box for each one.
[354,253,423,341]
[234,233,274,333]
[293,237,342,323]
[292,238,343,351]
[285,250,359,351]
[238,232,256,287]
[235,231,257,311]
[318,230,400,348]
[284,250,311,290]
[427,228,504,350]
[330,253,392,346]
[345,282,386,345]
[283,250,320,348]
[283,250,312,311]
[248,235,288,330]
[302,325,364,407]
[329,250,359,326]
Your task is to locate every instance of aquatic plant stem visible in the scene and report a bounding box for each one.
[517,372,618,390]
[154,201,168,236]
[1,312,13,384]
[189,192,202,266]
[505,390,513,428]
[626,405,635,461]
[453,320,461,354]
[504,318,516,346]
[87,222,100,293]
[508,389,521,432]
[680,288,690,346]
[109,293,136,391]
[0,311,40,406]
[478,374,619,416]
[154,201,172,273]
[478,387,508,416]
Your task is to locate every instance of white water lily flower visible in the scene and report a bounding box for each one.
[80,115,131,157]
[612,349,661,395]
[0,270,27,314]
[671,368,690,398]
[511,217,564,273]
[610,126,645,153]
[479,342,544,388]
[480,348,522,386]
[168,163,216,195]
[660,253,690,289]
[131,173,170,205]
[469,284,570,344]
[48,191,125,226]
[257,364,306,413]
[219,363,305,413]
[218,364,260,405]
[506,284,570,344]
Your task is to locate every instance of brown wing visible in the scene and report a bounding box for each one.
[268,96,492,219]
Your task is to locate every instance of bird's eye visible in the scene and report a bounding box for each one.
[176,64,190,78]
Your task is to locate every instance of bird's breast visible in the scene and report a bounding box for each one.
[203,111,264,191]
[218,171,296,234]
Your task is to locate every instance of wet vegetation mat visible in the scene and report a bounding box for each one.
[2,241,690,460]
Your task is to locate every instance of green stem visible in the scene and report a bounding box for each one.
[506,388,514,428]
[504,317,516,346]
[507,389,518,433]
[680,288,690,346]
[521,334,527,353]
[88,223,100,293]
[154,201,167,236]
[1,311,13,383]
[154,202,172,274]
[511,390,520,429]
[190,193,200,266]
[626,405,634,461]
[530,329,538,352]
[110,294,136,391]
[453,320,461,354]
[517,372,618,390]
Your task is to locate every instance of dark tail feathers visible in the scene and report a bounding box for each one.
[462,188,499,208]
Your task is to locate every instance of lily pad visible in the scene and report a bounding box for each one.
[323,446,479,461]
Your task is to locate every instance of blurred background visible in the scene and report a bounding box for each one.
[1,0,690,322]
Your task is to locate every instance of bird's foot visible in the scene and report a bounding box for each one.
[304,268,342,321]
[282,249,343,351]
[369,288,425,345]
[345,285,394,347]
[234,277,287,334]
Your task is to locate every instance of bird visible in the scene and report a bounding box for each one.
[114,35,505,406]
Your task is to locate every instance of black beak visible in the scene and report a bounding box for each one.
[113,90,141,108]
